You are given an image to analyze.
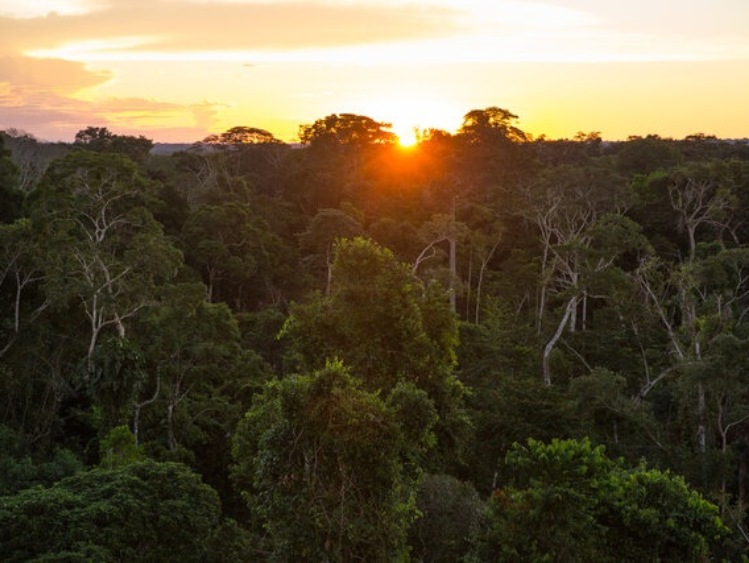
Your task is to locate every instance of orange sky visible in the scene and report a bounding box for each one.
[1,0,748,143]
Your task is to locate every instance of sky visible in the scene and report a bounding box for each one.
[1,0,748,144]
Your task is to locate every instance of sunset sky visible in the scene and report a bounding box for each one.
[1,0,748,144]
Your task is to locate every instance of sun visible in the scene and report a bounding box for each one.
[350,92,462,149]
[394,125,419,148]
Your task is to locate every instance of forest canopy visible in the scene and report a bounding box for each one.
[2,109,749,560]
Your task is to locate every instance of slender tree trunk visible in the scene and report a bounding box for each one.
[697,382,707,454]
[449,236,456,314]
[465,245,473,320]
[326,246,333,297]
[87,300,101,371]
[639,273,685,361]
[114,311,126,339]
[475,236,501,324]
[449,197,457,314]
[133,375,160,446]
[536,237,551,333]
[569,296,578,333]
[13,271,22,332]
[568,270,579,332]
[688,224,697,262]
[167,401,177,451]
[582,290,588,331]
[542,296,576,386]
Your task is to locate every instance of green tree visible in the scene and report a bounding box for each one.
[471,438,728,562]
[0,460,221,562]
[408,473,484,562]
[0,219,46,360]
[615,134,682,176]
[74,126,154,163]
[32,151,182,366]
[181,201,283,309]
[283,237,468,465]
[455,106,535,195]
[519,163,641,385]
[194,126,289,196]
[98,424,144,468]
[232,361,434,561]
[0,424,83,495]
[133,283,267,452]
[297,207,363,294]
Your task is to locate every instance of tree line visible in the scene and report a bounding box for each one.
[1,109,749,560]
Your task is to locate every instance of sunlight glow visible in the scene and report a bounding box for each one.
[7,0,749,144]
[28,34,743,68]
[351,94,461,146]
[0,0,100,18]
[395,126,418,148]
[27,37,165,62]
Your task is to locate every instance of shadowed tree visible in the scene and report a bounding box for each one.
[299,113,397,149]
[74,126,154,163]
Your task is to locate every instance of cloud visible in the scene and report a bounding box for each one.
[2,0,748,142]
[2,1,458,57]
[0,59,222,142]
[0,55,111,93]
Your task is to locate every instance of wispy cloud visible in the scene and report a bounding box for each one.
[0,0,747,142]
[10,0,748,65]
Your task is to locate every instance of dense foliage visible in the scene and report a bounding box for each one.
[2,114,749,559]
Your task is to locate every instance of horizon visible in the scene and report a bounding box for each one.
[2,1,749,144]
[7,121,749,147]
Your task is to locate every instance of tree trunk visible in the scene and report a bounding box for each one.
[475,236,501,324]
[167,401,177,451]
[465,245,473,320]
[542,296,576,386]
[582,290,588,331]
[697,382,707,454]
[449,197,457,314]
[536,235,551,334]
[133,375,160,445]
[449,236,456,314]
[326,246,333,297]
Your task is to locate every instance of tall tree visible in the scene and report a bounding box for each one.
[520,164,639,384]
[299,113,397,149]
[232,361,435,561]
[74,126,154,163]
[32,151,182,367]
[283,237,469,466]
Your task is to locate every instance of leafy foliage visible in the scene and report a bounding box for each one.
[232,361,432,561]
[472,438,729,562]
[0,460,221,562]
